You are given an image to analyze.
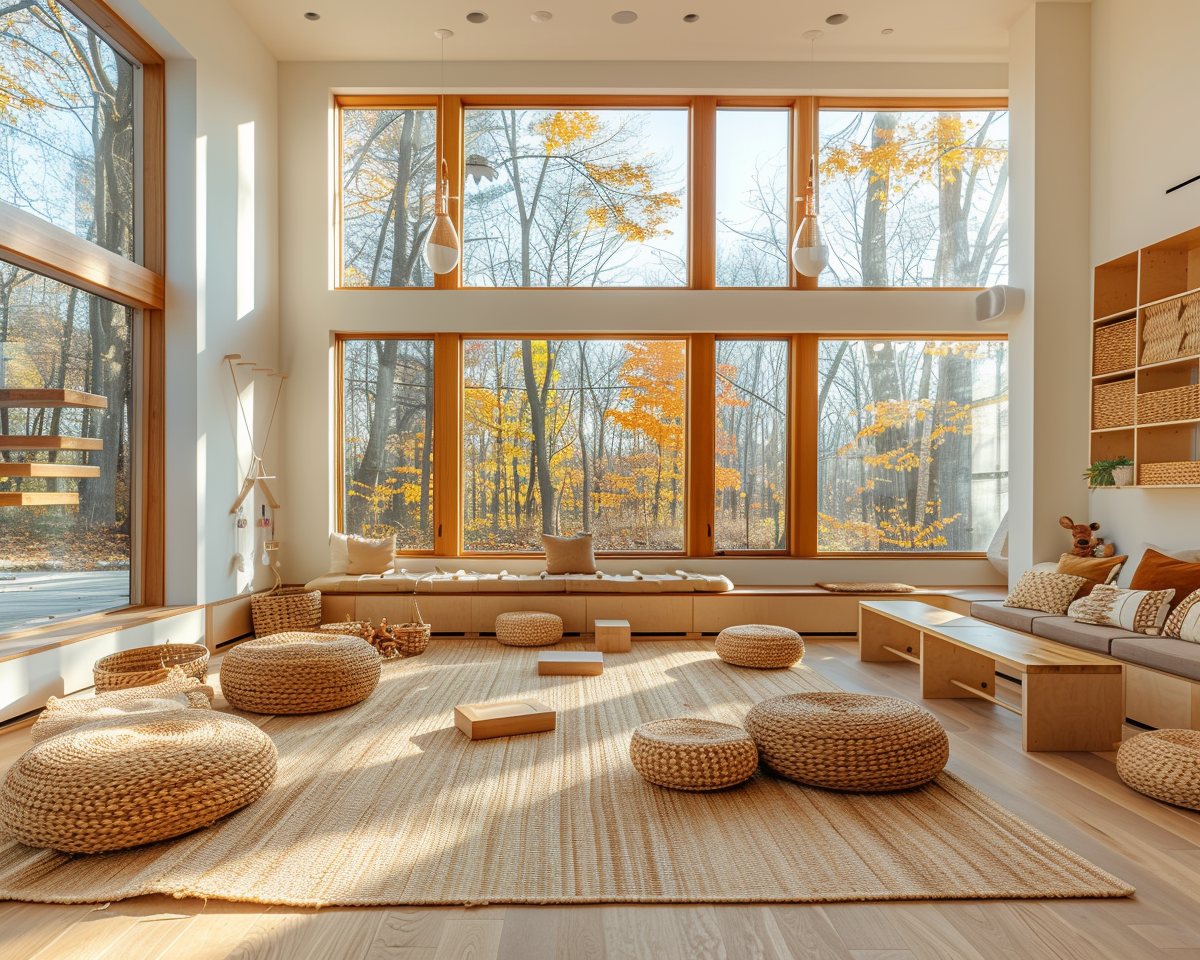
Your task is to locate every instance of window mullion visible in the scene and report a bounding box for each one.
[435,95,463,291]
[433,332,462,555]
[792,97,817,292]
[687,333,716,556]
[690,96,716,290]
[791,333,819,556]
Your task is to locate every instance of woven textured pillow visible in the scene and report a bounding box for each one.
[347,534,396,575]
[543,533,597,575]
[1164,589,1200,642]
[1003,571,1087,615]
[1068,584,1175,635]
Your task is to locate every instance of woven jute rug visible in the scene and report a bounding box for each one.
[0,640,1133,905]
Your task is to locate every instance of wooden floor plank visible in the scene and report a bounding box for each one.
[494,906,559,960]
[712,906,788,960]
[0,902,105,960]
[556,905,607,960]
[366,909,451,959]
[152,901,272,960]
[432,918,504,960]
[822,903,908,952]
[767,905,853,960]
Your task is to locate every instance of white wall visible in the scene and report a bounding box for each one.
[111,0,281,605]
[276,59,1010,587]
[1085,0,1200,558]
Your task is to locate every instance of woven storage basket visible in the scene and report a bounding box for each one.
[630,718,759,791]
[715,624,804,669]
[219,632,381,714]
[1136,383,1200,424]
[744,692,948,792]
[1140,461,1200,485]
[94,643,209,692]
[390,622,431,657]
[1141,300,1185,365]
[1116,729,1200,810]
[0,711,277,854]
[1093,317,1137,375]
[251,586,321,637]
[494,611,563,646]
[1092,379,1136,429]
[1181,293,1200,356]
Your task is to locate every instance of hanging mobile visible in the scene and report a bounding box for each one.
[260,505,270,565]
[236,506,248,529]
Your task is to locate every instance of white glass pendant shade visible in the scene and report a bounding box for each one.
[424,159,460,275]
[791,213,828,277]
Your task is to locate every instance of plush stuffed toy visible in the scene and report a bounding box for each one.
[1060,516,1101,557]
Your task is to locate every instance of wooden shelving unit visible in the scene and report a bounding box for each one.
[1092,227,1200,487]
[0,389,107,507]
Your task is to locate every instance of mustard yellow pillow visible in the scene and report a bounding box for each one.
[347,535,396,575]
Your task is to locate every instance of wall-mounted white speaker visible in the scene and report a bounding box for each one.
[975,284,1025,322]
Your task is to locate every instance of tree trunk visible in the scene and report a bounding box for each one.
[861,113,897,286]
[522,341,557,534]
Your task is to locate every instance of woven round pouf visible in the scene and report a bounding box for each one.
[0,711,277,854]
[744,692,948,792]
[1116,729,1200,810]
[219,632,381,714]
[494,611,563,647]
[715,624,804,669]
[630,718,759,791]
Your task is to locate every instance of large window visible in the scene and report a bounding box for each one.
[0,2,135,259]
[340,105,437,287]
[462,339,686,551]
[715,110,790,287]
[715,339,788,550]
[341,338,434,549]
[819,107,1009,287]
[462,108,688,287]
[816,339,1008,553]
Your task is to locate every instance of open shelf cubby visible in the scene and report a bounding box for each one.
[1091,226,1200,487]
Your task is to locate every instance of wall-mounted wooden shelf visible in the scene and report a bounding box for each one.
[1091,226,1200,488]
[0,389,107,410]
[0,463,100,478]
[0,492,79,506]
[0,435,103,451]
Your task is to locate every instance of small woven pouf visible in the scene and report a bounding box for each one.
[630,718,759,791]
[0,711,277,854]
[494,611,563,647]
[1116,729,1200,810]
[220,632,381,714]
[715,624,804,669]
[745,692,948,792]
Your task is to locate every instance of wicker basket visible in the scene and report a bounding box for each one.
[1142,300,1185,365]
[1093,318,1137,375]
[391,622,431,657]
[251,586,321,637]
[315,620,374,643]
[1117,729,1200,811]
[1092,379,1136,429]
[1140,461,1200,485]
[629,718,759,791]
[1137,383,1200,424]
[93,643,209,693]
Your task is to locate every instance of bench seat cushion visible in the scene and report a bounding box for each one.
[1110,636,1200,683]
[1029,617,1138,655]
[304,570,734,595]
[970,601,1052,633]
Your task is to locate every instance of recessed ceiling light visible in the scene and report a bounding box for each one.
[303,11,320,20]
[466,11,488,23]
[803,29,823,40]
[881,27,894,35]
[683,13,699,22]
[612,10,638,24]
[825,13,849,24]
[433,28,454,39]
[531,10,552,21]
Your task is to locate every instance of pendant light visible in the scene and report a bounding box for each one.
[425,28,461,276]
[791,29,829,278]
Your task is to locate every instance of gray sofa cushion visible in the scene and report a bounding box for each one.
[1110,636,1200,683]
[971,601,1052,633]
[1030,617,1138,655]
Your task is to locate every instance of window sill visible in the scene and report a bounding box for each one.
[0,605,203,664]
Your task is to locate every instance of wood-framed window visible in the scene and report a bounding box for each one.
[0,0,165,639]
[335,332,1007,559]
[334,94,1007,292]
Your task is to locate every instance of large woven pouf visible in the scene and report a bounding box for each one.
[494,611,563,647]
[630,718,759,791]
[219,632,381,714]
[744,693,948,792]
[1116,729,1200,810]
[0,711,277,854]
[715,624,804,669]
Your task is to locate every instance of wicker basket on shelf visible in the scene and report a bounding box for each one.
[1141,300,1185,365]
[93,643,209,693]
[1092,379,1136,429]
[250,586,321,637]
[1137,384,1200,425]
[1181,293,1200,356]
[1140,461,1200,485]
[1093,317,1137,375]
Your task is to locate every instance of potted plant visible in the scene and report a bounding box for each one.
[1084,456,1134,487]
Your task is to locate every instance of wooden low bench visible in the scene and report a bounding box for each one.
[858,600,1123,752]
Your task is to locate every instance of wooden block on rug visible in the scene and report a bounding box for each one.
[454,699,557,740]
[538,651,604,676]
[595,619,632,652]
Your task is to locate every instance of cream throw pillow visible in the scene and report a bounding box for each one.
[1003,571,1087,615]
[329,532,350,574]
[347,534,396,575]
[543,533,597,575]
[1164,588,1200,642]
[1068,584,1175,635]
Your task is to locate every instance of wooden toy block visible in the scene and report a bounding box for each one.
[595,619,632,653]
[454,698,557,740]
[538,651,604,676]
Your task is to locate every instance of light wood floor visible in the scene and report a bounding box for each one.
[3,639,1200,960]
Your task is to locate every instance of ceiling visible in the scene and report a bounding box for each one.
[226,0,1035,63]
